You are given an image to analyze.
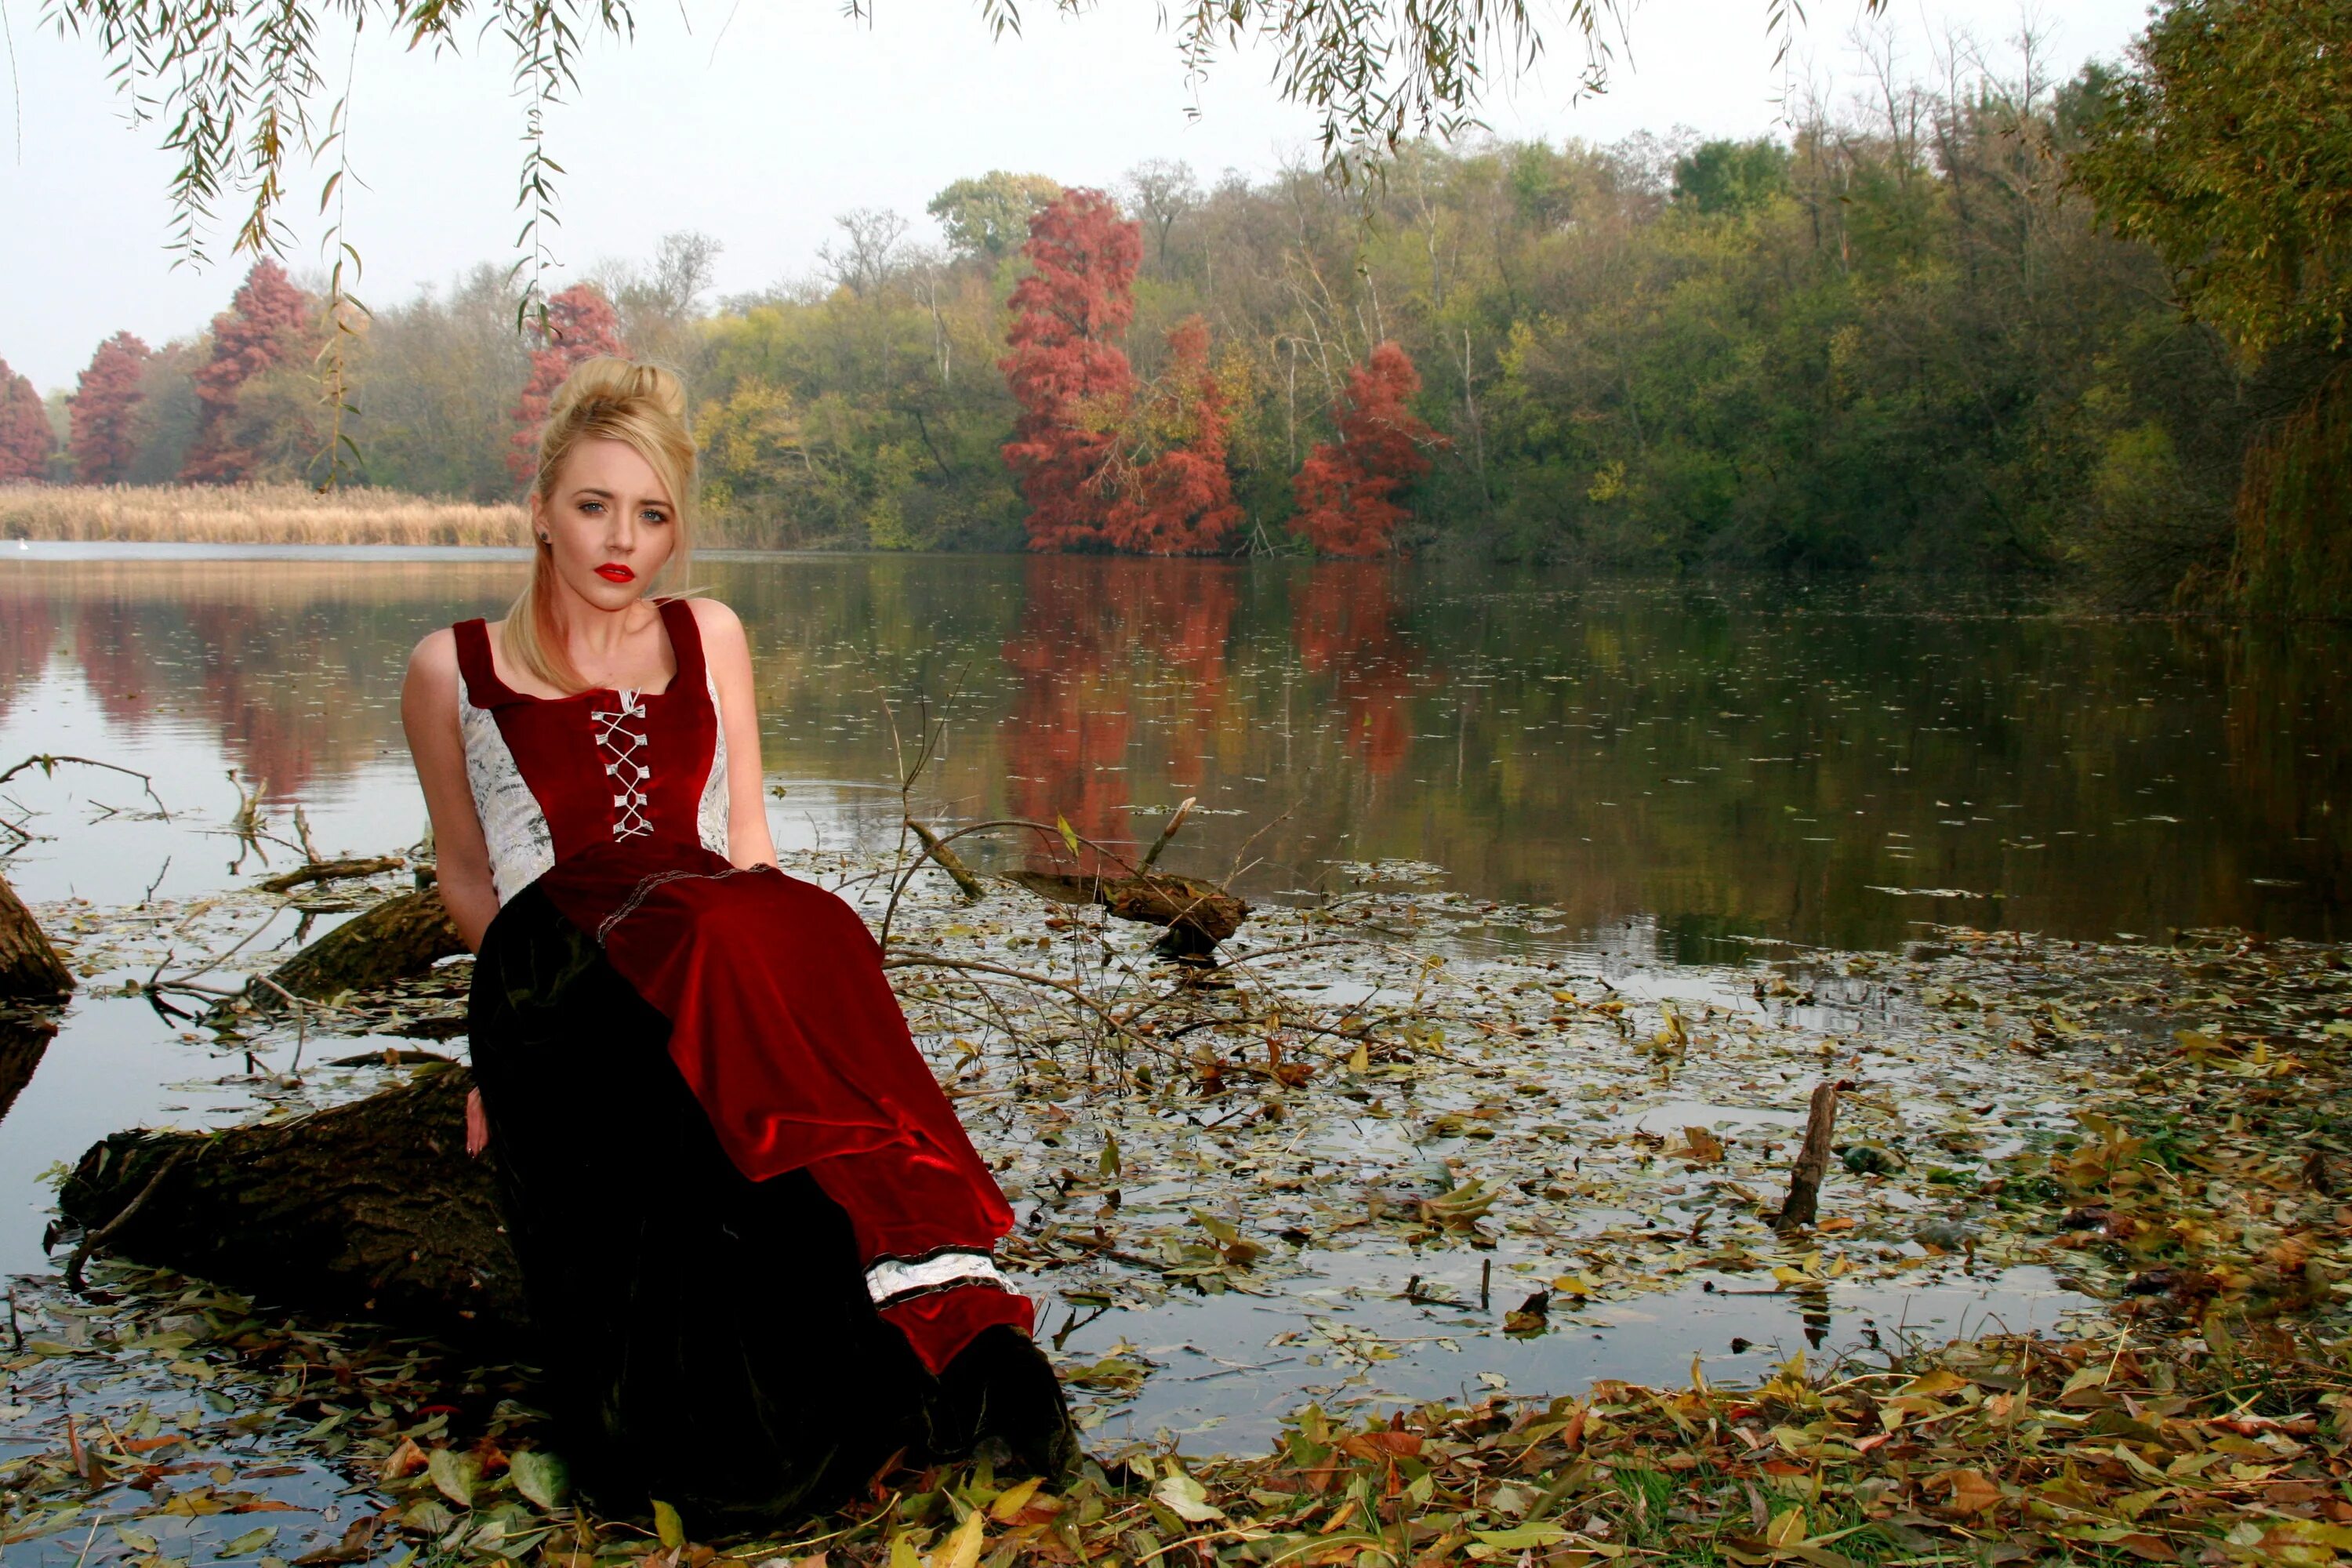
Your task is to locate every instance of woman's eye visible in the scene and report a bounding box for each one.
[642,511,670,525]
[579,501,604,515]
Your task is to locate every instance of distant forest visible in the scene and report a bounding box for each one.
[10,0,2347,612]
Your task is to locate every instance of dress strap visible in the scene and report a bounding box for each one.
[452,618,512,706]
[658,597,708,691]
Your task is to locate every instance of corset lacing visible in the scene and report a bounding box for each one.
[594,691,655,840]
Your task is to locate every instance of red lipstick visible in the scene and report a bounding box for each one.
[594,563,635,583]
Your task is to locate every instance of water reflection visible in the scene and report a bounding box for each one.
[0,549,2343,949]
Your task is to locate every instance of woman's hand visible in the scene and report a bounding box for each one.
[466,1087,492,1157]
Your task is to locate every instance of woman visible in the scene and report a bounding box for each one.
[401,358,1072,1523]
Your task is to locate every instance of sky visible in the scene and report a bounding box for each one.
[6,0,2157,393]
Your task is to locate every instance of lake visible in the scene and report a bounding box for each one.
[0,546,2346,1461]
[3,547,2343,943]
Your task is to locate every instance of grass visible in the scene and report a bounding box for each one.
[0,483,525,546]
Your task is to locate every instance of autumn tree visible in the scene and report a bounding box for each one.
[508,284,626,483]
[999,189,1141,551]
[180,260,312,482]
[0,362,52,481]
[67,333,152,484]
[1104,316,1243,555]
[1291,343,1441,557]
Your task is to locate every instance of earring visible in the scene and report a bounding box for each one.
[537,533,550,545]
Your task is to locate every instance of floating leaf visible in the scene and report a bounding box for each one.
[217,1525,278,1558]
[651,1499,684,1552]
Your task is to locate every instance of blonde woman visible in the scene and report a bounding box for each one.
[401,359,1070,1522]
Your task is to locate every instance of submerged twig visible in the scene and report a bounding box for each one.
[0,754,171,819]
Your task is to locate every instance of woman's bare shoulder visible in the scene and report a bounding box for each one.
[684,596,745,638]
[407,626,459,683]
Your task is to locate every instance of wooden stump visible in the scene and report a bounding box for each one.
[252,887,467,1007]
[1775,1080,1842,1232]
[59,1065,527,1341]
[0,870,73,999]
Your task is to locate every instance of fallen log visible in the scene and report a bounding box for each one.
[58,1064,525,1338]
[907,819,988,902]
[1006,869,1250,961]
[0,869,73,999]
[257,855,406,895]
[249,886,466,1008]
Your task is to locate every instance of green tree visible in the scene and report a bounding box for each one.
[927,174,1062,264]
[2076,0,2352,615]
[1671,138,1791,216]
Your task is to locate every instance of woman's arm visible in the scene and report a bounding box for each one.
[401,630,501,951]
[691,599,779,869]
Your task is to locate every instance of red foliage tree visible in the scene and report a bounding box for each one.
[0,362,51,481]
[509,285,628,483]
[68,333,151,484]
[1290,342,1443,557]
[181,260,313,483]
[999,189,1141,550]
[1104,316,1244,555]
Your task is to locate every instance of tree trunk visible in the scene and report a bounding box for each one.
[252,887,466,1007]
[0,870,73,999]
[59,1064,527,1341]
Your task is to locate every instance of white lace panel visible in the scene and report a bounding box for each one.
[864,1250,1017,1308]
[459,680,556,906]
[696,669,731,860]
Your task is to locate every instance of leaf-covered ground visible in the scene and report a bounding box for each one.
[7,846,2352,1566]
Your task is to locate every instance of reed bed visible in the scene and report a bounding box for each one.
[0,484,526,546]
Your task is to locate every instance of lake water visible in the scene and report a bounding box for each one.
[3,547,2344,942]
[0,546,2346,1463]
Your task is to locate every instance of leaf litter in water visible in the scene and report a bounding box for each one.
[9,845,2352,1564]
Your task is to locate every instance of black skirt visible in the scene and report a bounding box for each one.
[466,884,1073,1524]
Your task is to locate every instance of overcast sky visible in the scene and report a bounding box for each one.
[8,0,2154,393]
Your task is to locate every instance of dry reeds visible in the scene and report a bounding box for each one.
[0,485,526,547]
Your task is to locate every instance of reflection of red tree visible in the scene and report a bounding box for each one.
[71,601,158,732]
[1291,563,1417,778]
[184,602,325,797]
[999,557,1239,869]
[0,593,56,724]
[68,601,324,797]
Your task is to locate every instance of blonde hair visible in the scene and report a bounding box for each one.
[506,356,698,693]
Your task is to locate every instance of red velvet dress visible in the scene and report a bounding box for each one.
[456,600,1065,1519]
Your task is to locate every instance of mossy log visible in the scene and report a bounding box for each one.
[0,869,73,999]
[59,1065,527,1341]
[1005,870,1250,960]
[252,886,466,1007]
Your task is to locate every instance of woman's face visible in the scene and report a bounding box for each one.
[531,437,677,613]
